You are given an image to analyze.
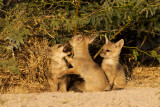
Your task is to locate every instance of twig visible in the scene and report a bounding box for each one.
[123,46,152,57]
[81,7,103,20]
[74,0,81,35]
[109,21,130,40]
[0,9,6,13]
[39,28,55,39]
[132,29,160,36]
[93,47,103,59]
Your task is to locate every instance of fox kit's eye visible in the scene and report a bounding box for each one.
[58,45,62,48]
[106,49,111,52]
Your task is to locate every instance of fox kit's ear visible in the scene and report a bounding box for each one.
[105,35,109,44]
[115,39,124,49]
[46,47,53,57]
[76,35,84,43]
[88,35,97,44]
[46,47,52,52]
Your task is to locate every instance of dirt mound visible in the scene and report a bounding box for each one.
[127,67,160,88]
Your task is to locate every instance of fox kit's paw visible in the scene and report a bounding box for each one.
[112,82,126,90]
[105,85,111,91]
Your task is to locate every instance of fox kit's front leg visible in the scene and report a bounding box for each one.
[58,68,79,78]
[65,56,74,66]
[58,77,69,92]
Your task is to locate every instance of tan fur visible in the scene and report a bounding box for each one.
[47,44,70,92]
[100,36,126,90]
[59,35,111,92]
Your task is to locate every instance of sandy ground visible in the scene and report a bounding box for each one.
[0,67,160,107]
[0,87,160,107]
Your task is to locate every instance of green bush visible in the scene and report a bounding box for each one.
[0,0,159,70]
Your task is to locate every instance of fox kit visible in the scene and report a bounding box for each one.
[100,36,126,90]
[47,44,70,92]
[59,35,110,92]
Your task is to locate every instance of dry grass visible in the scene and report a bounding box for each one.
[126,66,160,88]
[0,37,55,94]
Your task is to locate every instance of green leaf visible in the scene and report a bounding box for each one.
[157,57,160,63]
[132,49,139,61]
[91,15,96,26]
[150,50,157,57]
